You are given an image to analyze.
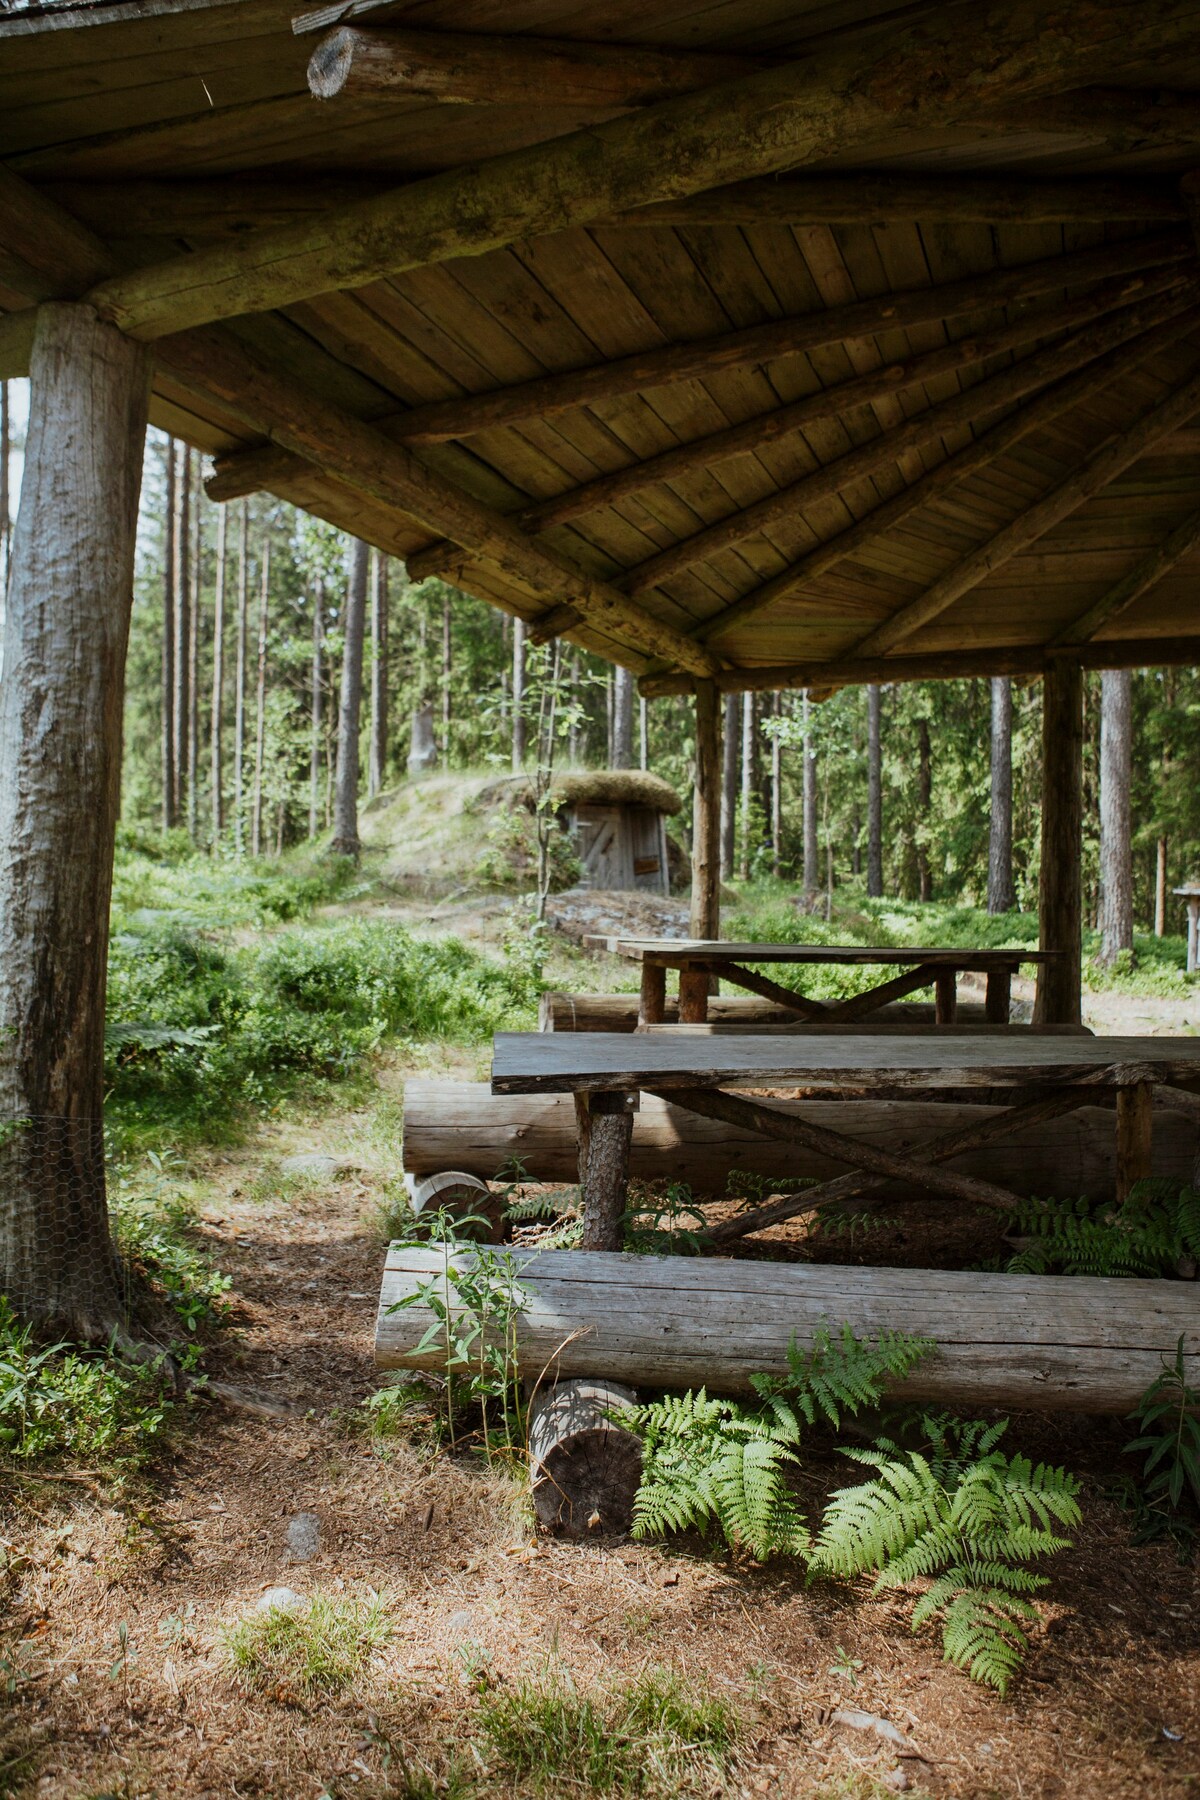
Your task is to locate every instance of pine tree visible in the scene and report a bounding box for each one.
[612,665,634,768]
[233,500,248,853]
[867,683,883,897]
[161,438,176,832]
[369,549,388,797]
[987,676,1014,912]
[210,502,227,845]
[1099,667,1133,963]
[332,535,368,856]
[803,690,819,899]
[251,535,270,858]
[511,615,527,771]
[309,572,324,839]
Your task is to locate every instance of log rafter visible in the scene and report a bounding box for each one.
[852,359,1200,661]
[1050,505,1200,646]
[78,3,1200,340]
[684,312,1200,652]
[518,271,1190,536]
[620,290,1198,598]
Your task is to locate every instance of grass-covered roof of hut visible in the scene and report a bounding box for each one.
[549,771,683,815]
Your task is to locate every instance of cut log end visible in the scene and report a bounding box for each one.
[528,1379,642,1538]
[409,1170,505,1243]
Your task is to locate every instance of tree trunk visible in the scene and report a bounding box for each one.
[0,379,9,595]
[332,535,368,855]
[568,651,582,761]
[720,690,738,880]
[233,500,248,853]
[187,463,201,842]
[771,691,783,878]
[440,586,451,761]
[803,690,819,898]
[867,683,883,897]
[987,676,1014,912]
[739,689,754,880]
[309,574,324,838]
[251,537,269,858]
[161,438,176,831]
[369,549,388,797]
[915,713,932,903]
[1155,836,1168,937]
[639,694,649,771]
[1098,667,1134,965]
[0,303,151,1332]
[209,501,226,845]
[1034,661,1083,1025]
[172,443,190,831]
[689,680,721,938]
[511,614,527,770]
[611,665,634,768]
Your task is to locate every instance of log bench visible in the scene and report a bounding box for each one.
[377,1245,1200,1415]
[491,1031,1200,1249]
[402,1079,1197,1197]
[538,991,1003,1031]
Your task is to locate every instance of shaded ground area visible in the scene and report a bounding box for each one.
[2,1099,1198,1800]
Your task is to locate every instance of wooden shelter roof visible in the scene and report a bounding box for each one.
[5,0,1200,693]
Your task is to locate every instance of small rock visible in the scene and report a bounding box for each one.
[256,1586,308,1616]
[447,1610,473,1635]
[286,1513,321,1562]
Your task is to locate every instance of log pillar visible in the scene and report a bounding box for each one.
[1034,661,1084,1026]
[578,1092,635,1250]
[934,970,957,1023]
[689,678,721,940]
[985,969,1012,1023]
[1116,1082,1154,1203]
[638,960,666,1026]
[0,303,152,1332]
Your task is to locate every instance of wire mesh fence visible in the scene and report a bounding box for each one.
[0,1114,127,1327]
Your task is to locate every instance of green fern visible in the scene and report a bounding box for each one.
[811,1415,1081,1695]
[1003,1183,1200,1279]
[629,1326,932,1560]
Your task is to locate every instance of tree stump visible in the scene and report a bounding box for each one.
[528,1379,642,1537]
[408,1171,505,1242]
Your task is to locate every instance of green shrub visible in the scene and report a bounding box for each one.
[0,1301,172,1466]
[110,1153,232,1336]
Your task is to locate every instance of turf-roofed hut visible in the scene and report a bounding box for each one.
[4,0,1200,1327]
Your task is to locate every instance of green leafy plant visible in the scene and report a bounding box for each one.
[811,1416,1081,1694]
[1121,1335,1200,1558]
[386,1224,529,1461]
[621,1181,712,1256]
[0,1300,172,1467]
[1001,1181,1200,1279]
[629,1327,933,1559]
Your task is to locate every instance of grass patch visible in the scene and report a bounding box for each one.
[223,1590,392,1696]
[477,1665,743,1797]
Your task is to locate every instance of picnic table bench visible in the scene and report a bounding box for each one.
[491,1030,1200,1250]
[582,936,1059,1026]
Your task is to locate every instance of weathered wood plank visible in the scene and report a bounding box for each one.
[490,1030,1200,1094]
[376,1246,1200,1413]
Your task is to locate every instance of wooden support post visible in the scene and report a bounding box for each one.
[678,966,712,1024]
[935,970,958,1024]
[1116,1083,1154,1203]
[638,961,666,1027]
[985,970,1012,1023]
[1035,663,1084,1027]
[690,678,722,942]
[0,302,152,1331]
[580,1093,634,1251]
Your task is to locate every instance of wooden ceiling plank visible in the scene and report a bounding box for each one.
[81,2,1200,340]
[306,26,760,106]
[693,310,1200,648]
[385,232,1195,444]
[1050,505,1200,646]
[153,326,719,676]
[854,358,1200,660]
[622,287,1200,596]
[520,270,1187,533]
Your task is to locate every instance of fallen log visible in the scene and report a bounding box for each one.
[376,1246,1199,1414]
[527,1379,642,1537]
[407,1170,505,1242]
[401,1081,1196,1196]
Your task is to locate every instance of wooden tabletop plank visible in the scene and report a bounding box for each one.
[491,1029,1200,1093]
[583,935,1056,965]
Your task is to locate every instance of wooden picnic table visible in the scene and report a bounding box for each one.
[583,936,1059,1026]
[491,1030,1200,1249]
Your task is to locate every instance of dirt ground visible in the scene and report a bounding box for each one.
[3,1065,1198,1800]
